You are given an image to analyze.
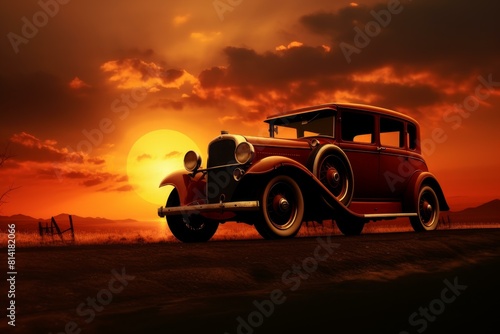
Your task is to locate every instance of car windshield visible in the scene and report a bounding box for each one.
[268,109,335,139]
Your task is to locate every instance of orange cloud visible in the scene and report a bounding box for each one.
[69,77,91,89]
[172,14,190,26]
[276,41,304,51]
[101,58,197,91]
[190,31,221,42]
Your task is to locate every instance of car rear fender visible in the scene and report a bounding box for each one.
[159,170,207,206]
[404,171,450,212]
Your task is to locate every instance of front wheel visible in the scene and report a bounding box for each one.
[165,189,219,242]
[410,185,440,232]
[255,175,305,239]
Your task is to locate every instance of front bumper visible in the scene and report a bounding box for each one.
[157,201,260,218]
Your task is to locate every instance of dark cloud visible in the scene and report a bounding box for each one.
[82,177,105,187]
[8,132,84,163]
[0,72,104,141]
[149,98,185,111]
[113,184,133,192]
[354,82,444,111]
[64,171,90,179]
[64,170,127,189]
[88,157,106,165]
[136,153,152,162]
[182,0,500,123]
[199,45,337,90]
[163,69,184,83]
[164,151,181,159]
[301,0,500,76]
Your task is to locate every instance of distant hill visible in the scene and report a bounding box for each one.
[445,199,500,223]
[0,214,39,225]
[458,199,500,215]
[0,213,143,232]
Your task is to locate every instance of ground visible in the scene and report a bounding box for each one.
[2,229,500,333]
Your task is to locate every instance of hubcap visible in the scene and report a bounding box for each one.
[326,167,340,187]
[278,197,290,212]
[318,155,350,203]
[420,197,436,227]
[266,182,297,230]
[426,203,433,214]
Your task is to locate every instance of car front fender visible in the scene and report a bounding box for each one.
[244,156,366,221]
[246,156,314,176]
[159,170,206,206]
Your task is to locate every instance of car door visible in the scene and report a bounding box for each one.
[338,109,380,200]
[378,116,412,199]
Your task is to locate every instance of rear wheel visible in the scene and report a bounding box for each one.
[255,175,304,239]
[410,185,440,232]
[165,189,219,242]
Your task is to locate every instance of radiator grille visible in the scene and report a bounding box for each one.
[208,139,236,168]
[207,139,238,203]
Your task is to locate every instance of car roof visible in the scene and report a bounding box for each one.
[265,102,419,125]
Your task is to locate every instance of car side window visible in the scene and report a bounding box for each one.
[407,123,417,150]
[380,117,405,148]
[341,111,375,144]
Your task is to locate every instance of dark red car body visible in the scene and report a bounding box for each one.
[158,103,449,242]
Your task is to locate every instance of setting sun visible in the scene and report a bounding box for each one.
[126,129,201,206]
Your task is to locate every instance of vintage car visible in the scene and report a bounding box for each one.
[157,103,449,242]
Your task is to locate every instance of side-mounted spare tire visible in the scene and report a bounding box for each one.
[311,145,362,235]
[312,145,354,206]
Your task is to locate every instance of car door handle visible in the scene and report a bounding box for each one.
[377,146,386,151]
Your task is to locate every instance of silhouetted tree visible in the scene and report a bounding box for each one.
[0,143,18,208]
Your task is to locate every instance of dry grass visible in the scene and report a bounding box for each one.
[2,218,499,248]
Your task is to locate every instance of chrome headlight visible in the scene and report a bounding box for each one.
[234,142,254,164]
[184,150,202,172]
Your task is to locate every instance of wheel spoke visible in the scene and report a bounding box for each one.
[265,181,298,230]
[319,155,348,198]
[412,187,439,231]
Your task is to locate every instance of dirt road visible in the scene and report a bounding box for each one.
[3,229,500,333]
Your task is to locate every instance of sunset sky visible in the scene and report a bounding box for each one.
[1,0,499,221]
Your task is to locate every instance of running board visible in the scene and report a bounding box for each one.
[363,213,417,219]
